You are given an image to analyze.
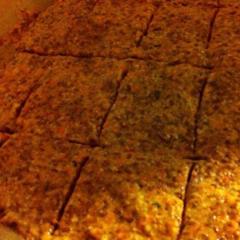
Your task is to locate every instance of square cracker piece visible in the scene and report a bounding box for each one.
[18,0,156,58]
[101,61,208,154]
[133,3,214,67]
[0,131,90,239]
[56,147,190,240]
[208,5,240,65]
[0,53,127,144]
[197,47,240,156]
[0,53,53,132]
[181,149,240,239]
